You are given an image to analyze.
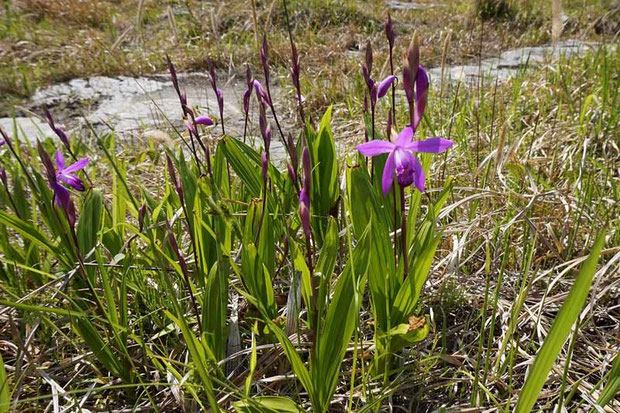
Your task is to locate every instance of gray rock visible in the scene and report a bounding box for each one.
[0,117,55,142]
[428,40,604,86]
[387,1,443,10]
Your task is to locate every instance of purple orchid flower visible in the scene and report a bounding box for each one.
[0,139,4,147]
[55,150,89,192]
[357,126,453,195]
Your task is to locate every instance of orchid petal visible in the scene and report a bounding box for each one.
[377,75,396,98]
[356,140,395,157]
[195,115,214,126]
[395,126,415,147]
[58,173,85,191]
[63,157,89,173]
[405,137,453,153]
[53,182,70,208]
[412,155,425,192]
[55,150,66,171]
[381,150,396,196]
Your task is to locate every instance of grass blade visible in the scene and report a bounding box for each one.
[515,231,606,413]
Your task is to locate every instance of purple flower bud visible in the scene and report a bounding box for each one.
[44,108,70,150]
[261,35,270,84]
[253,79,270,106]
[167,55,179,91]
[65,197,77,228]
[206,56,217,92]
[258,101,271,150]
[261,151,269,183]
[291,42,300,89]
[413,66,429,130]
[370,84,378,108]
[286,133,298,171]
[180,91,187,107]
[245,64,253,89]
[406,32,419,81]
[365,41,373,74]
[37,142,57,185]
[362,65,373,91]
[299,188,311,241]
[216,88,224,115]
[385,12,395,47]
[302,147,311,194]
[166,155,183,200]
[0,167,6,185]
[194,115,214,126]
[402,59,414,104]
[166,220,189,278]
[286,162,296,184]
[243,88,252,114]
[138,203,147,232]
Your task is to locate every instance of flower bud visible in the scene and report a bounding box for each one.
[252,80,271,106]
[261,151,269,183]
[402,57,414,104]
[66,197,77,229]
[302,146,311,193]
[258,100,271,150]
[385,12,395,48]
[406,31,419,79]
[365,40,373,74]
[138,203,147,232]
[286,133,298,171]
[286,162,296,184]
[245,64,253,89]
[0,167,6,185]
[243,88,252,115]
[216,88,224,117]
[261,35,270,84]
[299,188,311,242]
[166,155,183,201]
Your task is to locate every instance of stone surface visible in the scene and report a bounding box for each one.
[386,0,443,10]
[0,117,56,142]
[427,40,603,85]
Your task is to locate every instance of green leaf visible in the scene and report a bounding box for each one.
[203,262,229,360]
[0,210,67,266]
[314,222,371,412]
[73,318,126,380]
[233,396,304,413]
[0,352,9,413]
[220,138,262,197]
[77,189,103,254]
[598,351,620,407]
[515,231,606,413]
